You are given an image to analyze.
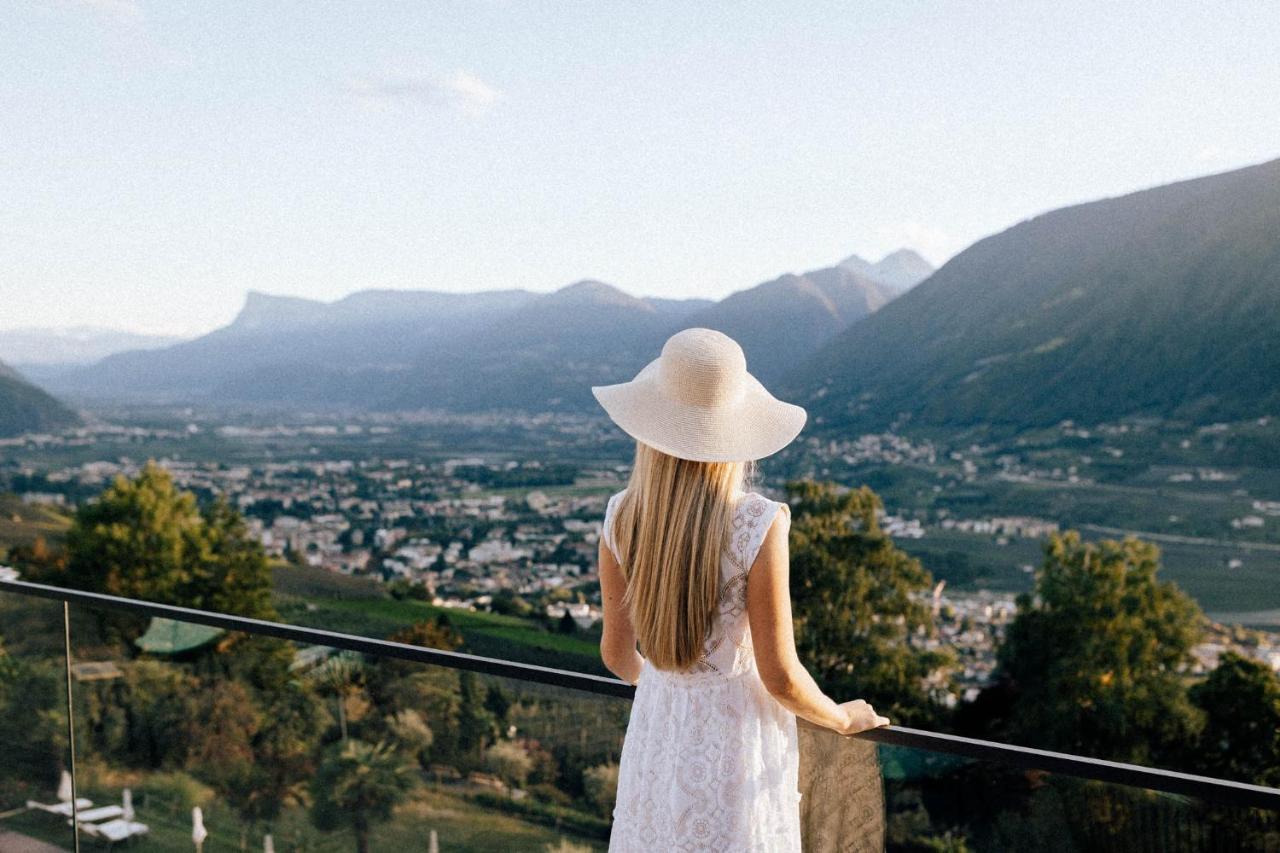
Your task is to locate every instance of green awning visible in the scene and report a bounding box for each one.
[135,617,224,654]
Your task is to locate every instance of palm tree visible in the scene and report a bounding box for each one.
[304,651,365,743]
[310,738,416,853]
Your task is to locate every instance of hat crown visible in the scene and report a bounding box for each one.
[657,328,748,408]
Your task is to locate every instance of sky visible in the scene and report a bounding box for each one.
[2,1,1278,337]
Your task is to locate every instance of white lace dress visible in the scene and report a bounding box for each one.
[602,488,802,852]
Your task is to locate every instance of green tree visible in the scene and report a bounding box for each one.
[309,739,416,853]
[66,463,275,620]
[994,532,1202,764]
[456,670,497,762]
[230,680,327,833]
[484,739,533,788]
[484,684,512,728]
[1188,651,1280,786]
[67,462,202,603]
[183,680,261,790]
[0,658,68,787]
[192,498,276,619]
[365,616,464,762]
[785,480,952,724]
[385,708,434,762]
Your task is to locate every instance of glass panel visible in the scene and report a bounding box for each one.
[0,590,77,851]
[22,585,1275,852]
[798,723,1280,853]
[67,599,628,851]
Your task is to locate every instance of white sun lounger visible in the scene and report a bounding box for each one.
[81,818,149,843]
[70,805,125,823]
[25,798,92,816]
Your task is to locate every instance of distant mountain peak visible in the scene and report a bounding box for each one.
[838,248,935,294]
[229,291,330,332]
[544,280,654,311]
[681,264,893,385]
[837,253,876,275]
[878,247,931,267]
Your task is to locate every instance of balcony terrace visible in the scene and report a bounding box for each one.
[0,577,1277,852]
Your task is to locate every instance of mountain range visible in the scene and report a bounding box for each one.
[23,157,1280,435]
[44,251,931,413]
[786,157,1280,431]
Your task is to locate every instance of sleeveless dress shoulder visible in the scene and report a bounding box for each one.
[601,488,801,852]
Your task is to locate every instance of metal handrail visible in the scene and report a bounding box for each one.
[4,577,1279,812]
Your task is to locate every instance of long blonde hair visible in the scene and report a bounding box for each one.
[611,442,755,670]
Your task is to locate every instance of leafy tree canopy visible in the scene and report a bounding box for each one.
[785,480,953,725]
[995,532,1202,764]
[65,462,275,620]
[1188,651,1280,787]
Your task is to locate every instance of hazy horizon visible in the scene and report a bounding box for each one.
[0,244,929,340]
[3,1,1277,337]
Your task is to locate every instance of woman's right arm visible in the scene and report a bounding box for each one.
[746,504,891,735]
[598,536,644,685]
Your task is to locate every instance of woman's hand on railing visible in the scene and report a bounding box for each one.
[836,699,891,735]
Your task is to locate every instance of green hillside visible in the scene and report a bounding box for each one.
[0,493,72,558]
[289,596,603,672]
[0,361,80,437]
[787,157,1280,431]
[272,578,607,676]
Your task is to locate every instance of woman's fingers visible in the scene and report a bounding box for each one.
[834,699,892,733]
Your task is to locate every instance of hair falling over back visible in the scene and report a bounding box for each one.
[612,442,755,671]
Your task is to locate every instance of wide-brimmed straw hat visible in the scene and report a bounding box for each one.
[591,327,807,463]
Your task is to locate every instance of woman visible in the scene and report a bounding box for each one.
[592,327,890,852]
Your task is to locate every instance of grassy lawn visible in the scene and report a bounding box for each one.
[1,785,603,852]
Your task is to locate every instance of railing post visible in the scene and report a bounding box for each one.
[62,599,80,853]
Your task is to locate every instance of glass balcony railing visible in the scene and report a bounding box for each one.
[2,576,1278,853]
[0,590,78,851]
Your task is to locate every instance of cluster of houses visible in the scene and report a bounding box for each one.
[937,515,1061,539]
[917,587,1018,705]
[239,480,616,603]
[918,585,1280,709]
[802,431,939,467]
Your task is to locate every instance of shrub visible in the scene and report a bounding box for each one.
[484,740,533,788]
[136,771,216,814]
[582,762,619,818]
[527,783,572,806]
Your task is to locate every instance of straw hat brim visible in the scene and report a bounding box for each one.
[591,358,807,463]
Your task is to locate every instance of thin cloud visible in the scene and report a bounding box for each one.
[347,70,501,117]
